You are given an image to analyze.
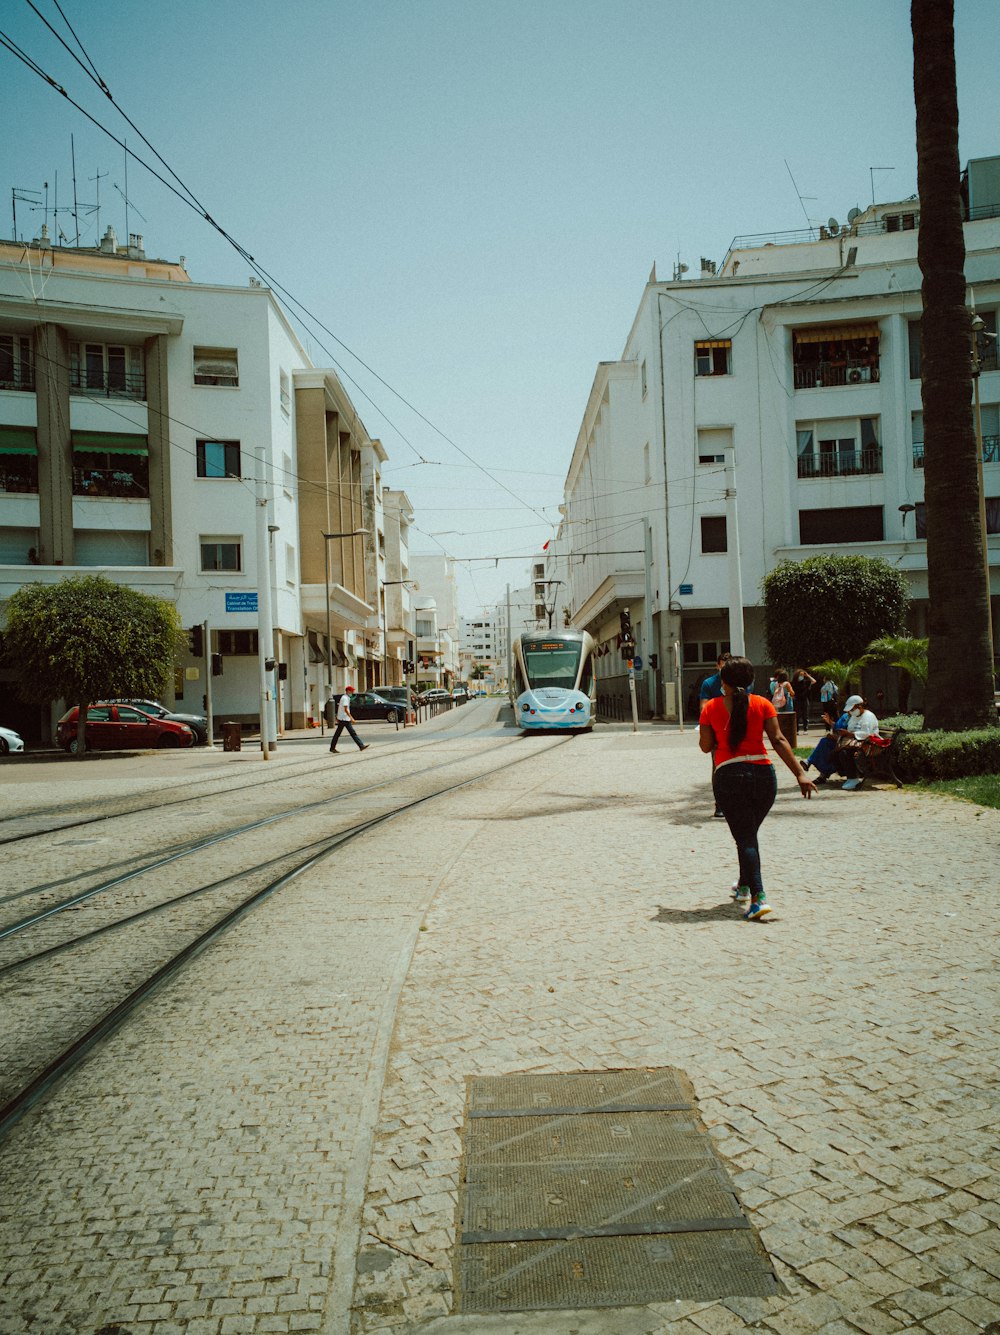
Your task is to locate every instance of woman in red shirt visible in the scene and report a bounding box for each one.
[699,656,815,919]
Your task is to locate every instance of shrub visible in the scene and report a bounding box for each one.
[892,726,1000,782]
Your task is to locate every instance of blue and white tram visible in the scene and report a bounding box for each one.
[512,630,596,731]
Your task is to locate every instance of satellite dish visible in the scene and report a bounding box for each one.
[847,207,862,224]
[827,218,840,235]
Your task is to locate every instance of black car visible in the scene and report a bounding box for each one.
[338,692,406,724]
[107,698,210,744]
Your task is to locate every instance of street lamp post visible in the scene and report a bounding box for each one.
[971,311,996,668]
[323,529,368,735]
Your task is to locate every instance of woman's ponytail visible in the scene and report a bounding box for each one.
[720,655,755,750]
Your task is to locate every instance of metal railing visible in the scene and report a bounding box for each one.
[73,465,149,498]
[70,369,146,400]
[794,360,880,390]
[798,446,883,479]
[0,466,38,493]
[913,436,999,467]
[0,369,35,392]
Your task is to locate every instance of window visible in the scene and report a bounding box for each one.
[908,320,922,379]
[700,515,727,552]
[68,341,144,398]
[279,368,291,413]
[285,542,296,587]
[200,539,242,572]
[643,442,651,482]
[0,333,34,390]
[71,431,149,498]
[697,426,731,465]
[196,439,241,479]
[641,359,647,398]
[798,506,883,545]
[217,629,258,654]
[980,403,1000,463]
[796,417,881,478]
[282,450,293,498]
[695,340,731,376]
[793,323,880,389]
[416,619,433,636]
[0,425,39,494]
[884,211,918,232]
[912,411,924,467]
[193,346,239,386]
[916,499,1000,538]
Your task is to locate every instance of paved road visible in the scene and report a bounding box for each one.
[1,719,997,1335]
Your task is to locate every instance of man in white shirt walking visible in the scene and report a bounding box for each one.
[330,687,369,754]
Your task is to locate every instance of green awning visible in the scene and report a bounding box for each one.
[71,431,148,456]
[0,428,38,454]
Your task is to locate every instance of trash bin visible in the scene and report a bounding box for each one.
[222,721,242,752]
[324,697,336,728]
[774,712,797,749]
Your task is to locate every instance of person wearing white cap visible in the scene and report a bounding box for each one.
[837,695,880,789]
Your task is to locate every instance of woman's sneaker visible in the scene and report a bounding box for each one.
[731,884,751,905]
[744,897,772,921]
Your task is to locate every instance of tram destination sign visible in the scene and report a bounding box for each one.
[524,640,567,651]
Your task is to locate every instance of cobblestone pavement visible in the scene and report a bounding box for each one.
[1,723,998,1335]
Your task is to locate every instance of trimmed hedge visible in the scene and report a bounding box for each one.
[881,718,1000,782]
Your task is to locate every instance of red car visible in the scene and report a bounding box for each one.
[56,703,196,753]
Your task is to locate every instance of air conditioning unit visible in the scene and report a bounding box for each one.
[847,366,872,384]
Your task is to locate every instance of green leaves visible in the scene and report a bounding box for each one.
[761,555,909,666]
[2,575,182,707]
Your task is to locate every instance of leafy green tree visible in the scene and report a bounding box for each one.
[470,664,488,679]
[2,575,183,754]
[761,555,909,667]
[912,0,996,728]
[867,634,929,714]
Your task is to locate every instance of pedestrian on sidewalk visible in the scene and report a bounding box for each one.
[700,655,815,920]
[791,666,816,733]
[329,687,370,754]
[699,652,731,819]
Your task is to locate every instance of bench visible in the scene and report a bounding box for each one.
[851,727,904,788]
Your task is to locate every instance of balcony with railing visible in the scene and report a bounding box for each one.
[793,359,880,390]
[0,365,35,392]
[913,437,1000,467]
[70,366,146,400]
[798,445,883,479]
[0,459,39,493]
[72,462,149,499]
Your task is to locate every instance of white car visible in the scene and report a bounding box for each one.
[0,725,25,755]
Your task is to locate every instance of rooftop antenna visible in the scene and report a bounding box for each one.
[12,188,42,242]
[89,167,107,241]
[71,134,80,245]
[784,158,816,227]
[123,140,128,250]
[870,166,894,206]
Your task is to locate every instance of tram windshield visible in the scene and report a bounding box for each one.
[523,640,582,690]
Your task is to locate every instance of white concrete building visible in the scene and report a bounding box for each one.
[0,228,379,741]
[409,553,460,684]
[459,610,500,686]
[562,163,1000,718]
[380,488,416,688]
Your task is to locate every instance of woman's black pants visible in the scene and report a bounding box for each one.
[712,762,777,898]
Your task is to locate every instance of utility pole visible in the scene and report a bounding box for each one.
[724,441,746,655]
[255,447,275,760]
[202,619,214,746]
[643,519,655,715]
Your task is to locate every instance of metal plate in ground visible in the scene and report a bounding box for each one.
[456,1069,781,1312]
[458,1228,780,1311]
[467,1068,693,1118]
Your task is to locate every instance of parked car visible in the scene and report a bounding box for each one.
[418,688,451,704]
[107,698,209,744]
[451,686,470,701]
[0,725,25,755]
[376,686,417,710]
[56,704,196,753]
[335,692,407,724]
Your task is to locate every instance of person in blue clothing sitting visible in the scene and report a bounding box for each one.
[803,708,850,782]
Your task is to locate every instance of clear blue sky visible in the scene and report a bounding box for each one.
[3,0,999,616]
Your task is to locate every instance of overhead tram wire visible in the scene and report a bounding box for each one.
[5,15,550,523]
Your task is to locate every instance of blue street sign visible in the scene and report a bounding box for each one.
[226,592,258,612]
[679,583,693,595]
[633,654,643,670]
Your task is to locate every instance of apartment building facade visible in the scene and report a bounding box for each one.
[563,164,1000,718]
[0,227,377,740]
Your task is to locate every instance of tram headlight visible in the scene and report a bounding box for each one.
[521,702,529,711]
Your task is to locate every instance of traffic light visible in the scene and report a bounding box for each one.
[188,624,204,657]
[211,653,224,677]
[619,607,635,648]
[278,662,288,681]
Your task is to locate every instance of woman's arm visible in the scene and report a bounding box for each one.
[764,716,815,798]
[699,722,715,754]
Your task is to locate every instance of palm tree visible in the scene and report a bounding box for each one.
[866,635,929,713]
[810,657,871,700]
[912,0,995,728]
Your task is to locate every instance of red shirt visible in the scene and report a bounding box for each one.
[700,693,775,767]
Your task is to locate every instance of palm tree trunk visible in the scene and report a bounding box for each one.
[912,0,995,728]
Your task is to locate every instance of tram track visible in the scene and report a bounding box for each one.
[0,731,573,1144]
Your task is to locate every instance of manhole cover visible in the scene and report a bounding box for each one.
[455,1068,780,1312]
